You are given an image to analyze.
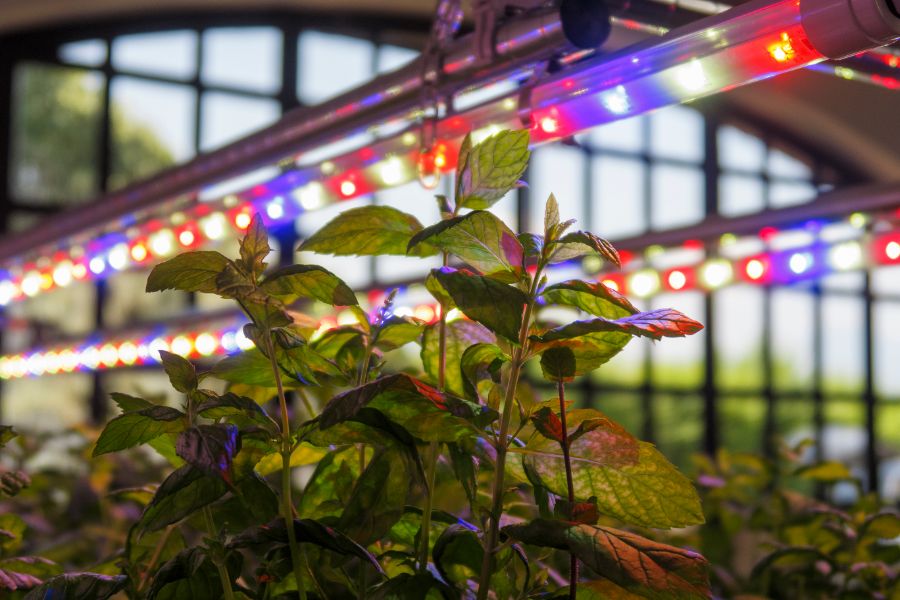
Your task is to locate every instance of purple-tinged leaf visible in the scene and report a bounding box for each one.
[175,424,241,484]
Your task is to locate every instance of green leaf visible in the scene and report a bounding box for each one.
[794,461,854,482]
[93,406,185,456]
[299,205,435,256]
[504,519,710,599]
[147,547,235,600]
[530,407,565,444]
[430,267,527,342]
[211,349,277,387]
[158,350,197,393]
[110,391,153,412]
[139,466,229,532]
[459,342,508,401]
[859,512,900,543]
[542,280,638,319]
[554,498,601,524]
[544,193,560,239]
[0,515,26,554]
[238,213,271,276]
[260,264,358,306]
[23,573,126,600]
[422,320,496,397]
[0,557,59,592]
[338,447,417,545]
[214,473,279,533]
[255,443,327,477]
[0,426,17,449]
[296,447,362,519]
[197,393,276,433]
[407,211,524,281]
[535,336,631,379]
[145,251,231,294]
[539,346,577,382]
[516,409,703,528]
[375,316,425,351]
[175,424,241,483]
[433,524,483,585]
[535,308,704,343]
[458,129,530,209]
[518,233,543,261]
[553,231,621,267]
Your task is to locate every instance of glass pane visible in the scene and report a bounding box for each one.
[653,394,703,470]
[200,92,280,151]
[3,375,92,432]
[377,44,418,73]
[719,173,764,216]
[591,334,646,387]
[770,181,817,208]
[768,146,813,179]
[650,292,704,388]
[593,393,643,437]
[650,164,704,230]
[529,145,585,233]
[649,105,704,163]
[875,301,900,398]
[299,31,374,104]
[103,272,189,328]
[59,39,107,67]
[878,404,900,501]
[591,155,646,238]
[719,396,765,453]
[771,288,814,391]
[823,399,867,500]
[374,182,442,283]
[872,265,900,296]
[718,124,766,172]
[10,63,103,203]
[4,283,95,339]
[821,295,864,395]
[112,30,197,80]
[588,115,646,153]
[715,285,764,390]
[203,27,282,93]
[109,77,195,190]
[777,400,816,446]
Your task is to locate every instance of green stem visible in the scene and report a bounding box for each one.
[557,380,578,600]
[203,507,236,600]
[265,336,308,600]
[476,268,543,600]
[136,524,175,594]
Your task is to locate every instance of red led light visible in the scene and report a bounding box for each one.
[234,210,253,230]
[538,116,559,134]
[740,255,771,282]
[339,179,357,197]
[768,32,796,63]
[664,268,694,291]
[177,227,197,247]
[759,226,778,241]
[875,234,900,264]
[599,274,626,294]
[130,242,149,262]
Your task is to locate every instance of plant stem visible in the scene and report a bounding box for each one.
[476,269,543,600]
[203,506,236,600]
[557,380,578,600]
[136,524,175,594]
[265,336,308,600]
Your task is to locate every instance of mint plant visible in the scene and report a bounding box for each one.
[20,129,711,599]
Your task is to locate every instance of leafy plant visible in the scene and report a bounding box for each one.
[5,129,713,598]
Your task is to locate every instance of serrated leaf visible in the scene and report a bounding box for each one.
[535,308,704,343]
[535,336,631,378]
[554,231,621,267]
[23,573,126,600]
[158,350,197,393]
[175,424,241,483]
[375,316,425,351]
[516,409,703,528]
[93,406,185,456]
[239,213,270,276]
[147,547,235,600]
[211,349,277,387]
[458,129,531,209]
[408,211,524,281]
[459,342,508,401]
[110,392,153,412]
[197,393,275,432]
[544,193,560,239]
[140,465,229,531]
[146,251,231,294]
[255,443,328,477]
[542,280,639,319]
[423,320,496,398]
[259,264,358,306]
[504,519,710,599]
[430,267,527,342]
[794,461,854,482]
[299,205,435,256]
[531,407,565,444]
[539,346,577,382]
[0,426,16,449]
[296,447,361,519]
[433,524,484,584]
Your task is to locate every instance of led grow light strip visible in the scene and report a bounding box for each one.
[4,226,900,380]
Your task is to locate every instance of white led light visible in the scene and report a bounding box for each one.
[266,200,285,220]
[27,354,47,376]
[194,333,218,356]
[100,344,119,367]
[701,259,733,288]
[149,230,175,257]
[885,241,900,261]
[220,331,237,352]
[80,346,101,370]
[828,241,862,271]
[676,59,708,92]
[667,270,688,290]
[53,261,73,287]
[171,335,193,356]
[789,251,812,274]
[45,352,61,374]
[21,272,42,297]
[60,350,79,372]
[628,270,660,298]
[294,183,325,210]
[107,244,130,271]
[0,281,16,306]
[379,157,405,186]
[601,85,631,114]
[201,214,227,241]
[148,338,170,361]
[89,256,106,275]
[119,342,138,365]
[235,329,255,351]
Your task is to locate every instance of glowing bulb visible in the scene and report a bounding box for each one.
[667,270,688,291]
[235,329,255,351]
[0,281,16,306]
[414,304,436,322]
[81,346,101,370]
[340,179,357,197]
[849,212,867,228]
[234,211,253,230]
[130,243,148,262]
[321,161,336,175]
[149,338,170,361]
[446,308,463,322]
[53,261,73,287]
[768,32,796,63]
[601,278,620,292]
[788,252,812,274]
[118,342,138,366]
[21,272,42,297]
[538,116,559,134]
[701,260,733,288]
[677,60,708,92]
[150,230,175,256]
[178,228,196,247]
[379,157,405,185]
[89,257,106,275]
[60,349,79,372]
[601,85,631,115]
[828,242,862,271]
[885,241,900,261]
[401,132,417,146]
[108,244,130,271]
[433,152,447,169]
[393,306,413,318]
[194,333,218,356]
[220,331,237,352]
[628,270,659,298]
[201,214,227,240]
[266,200,284,220]
[745,258,766,281]
[72,263,87,279]
[100,343,119,368]
[295,183,325,210]
[27,354,47,376]
[45,352,61,374]
[171,335,193,356]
